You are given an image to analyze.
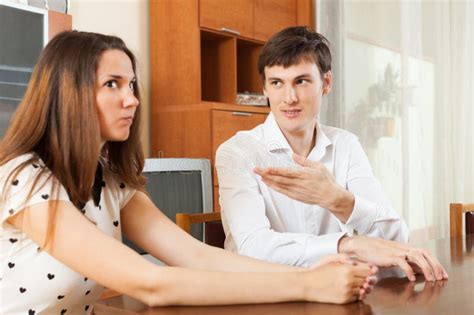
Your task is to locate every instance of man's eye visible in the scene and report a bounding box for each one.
[296,79,309,85]
[270,81,282,88]
[105,80,118,88]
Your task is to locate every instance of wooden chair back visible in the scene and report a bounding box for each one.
[176,212,225,248]
[450,203,474,237]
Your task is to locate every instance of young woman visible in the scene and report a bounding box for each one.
[0,31,377,314]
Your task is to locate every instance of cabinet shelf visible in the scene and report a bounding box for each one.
[200,30,236,103]
[237,39,264,94]
[200,30,264,105]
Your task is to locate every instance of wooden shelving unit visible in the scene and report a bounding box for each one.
[150,0,314,210]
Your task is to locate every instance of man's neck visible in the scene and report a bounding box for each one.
[282,122,317,158]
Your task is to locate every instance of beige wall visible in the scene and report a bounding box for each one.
[69,0,151,156]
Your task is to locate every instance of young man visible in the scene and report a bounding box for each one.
[215,26,447,282]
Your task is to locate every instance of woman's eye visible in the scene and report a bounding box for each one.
[105,80,118,88]
[129,81,136,92]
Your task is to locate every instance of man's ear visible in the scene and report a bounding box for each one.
[322,71,333,95]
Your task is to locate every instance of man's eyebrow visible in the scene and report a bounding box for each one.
[294,73,312,80]
[267,73,313,81]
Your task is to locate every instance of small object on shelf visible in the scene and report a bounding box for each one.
[235,92,268,106]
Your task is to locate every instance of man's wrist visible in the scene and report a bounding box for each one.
[329,190,355,221]
[338,235,356,254]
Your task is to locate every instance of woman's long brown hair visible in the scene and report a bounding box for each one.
[0,31,145,247]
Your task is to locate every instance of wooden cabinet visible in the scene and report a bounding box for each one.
[254,0,296,41]
[211,110,267,157]
[200,0,254,38]
[200,0,313,41]
[48,11,72,39]
[150,0,314,212]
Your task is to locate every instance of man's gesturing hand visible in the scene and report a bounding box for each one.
[254,154,355,221]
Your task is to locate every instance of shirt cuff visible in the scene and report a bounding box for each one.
[304,232,346,266]
[344,194,377,236]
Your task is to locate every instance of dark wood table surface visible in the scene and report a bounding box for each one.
[94,235,474,315]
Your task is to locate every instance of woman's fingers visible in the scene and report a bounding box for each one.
[352,263,376,278]
[317,253,352,266]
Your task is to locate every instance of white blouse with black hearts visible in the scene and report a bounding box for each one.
[0,154,136,315]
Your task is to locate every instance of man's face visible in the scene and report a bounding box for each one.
[263,61,331,138]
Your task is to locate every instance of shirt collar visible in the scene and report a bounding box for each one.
[262,112,292,152]
[308,122,332,161]
[262,112,332,160]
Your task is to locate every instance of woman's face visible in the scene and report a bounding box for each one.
[95,49,139,143]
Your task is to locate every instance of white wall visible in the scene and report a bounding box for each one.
[69,0,151,156]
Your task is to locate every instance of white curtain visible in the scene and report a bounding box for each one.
[318,0,474,241]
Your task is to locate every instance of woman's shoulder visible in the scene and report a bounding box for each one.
[100,160,138,210]
[1,153,35,167]
[0,153,65,205]
[0,153,45,180]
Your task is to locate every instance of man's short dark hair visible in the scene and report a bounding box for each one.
[258,26,332,82]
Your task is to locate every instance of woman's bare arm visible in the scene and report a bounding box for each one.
[121,191,301,272]
[7,197,375,306]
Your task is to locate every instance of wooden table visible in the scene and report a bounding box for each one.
[94,235,474,315]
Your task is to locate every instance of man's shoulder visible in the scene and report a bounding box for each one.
[216,123,266,156]
[320,124,359,145]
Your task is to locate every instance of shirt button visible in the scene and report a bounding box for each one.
[352,228,359,235]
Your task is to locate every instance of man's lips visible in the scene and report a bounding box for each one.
[281,109,302,118]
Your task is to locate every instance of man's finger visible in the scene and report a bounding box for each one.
[261,179,306,202]
[262,180,299,200]
[293,153,320,168]
[397,258,416,281]
[409,252,434,281]
[261,174,296,186]
[422,251,448,280]
[254,166,301,178]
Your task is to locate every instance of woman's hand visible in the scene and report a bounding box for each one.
[305,255,378,304]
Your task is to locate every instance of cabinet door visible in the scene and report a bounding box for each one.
[211,109,267,185]
[254,0,296,42]
[200,0,253,38]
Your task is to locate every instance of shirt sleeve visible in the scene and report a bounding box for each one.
[342,138,410,243]
[110,180,137,211]
[1,157,71,227]
[216,145,346,267]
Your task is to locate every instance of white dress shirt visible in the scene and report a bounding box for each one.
[215,113,409,267]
